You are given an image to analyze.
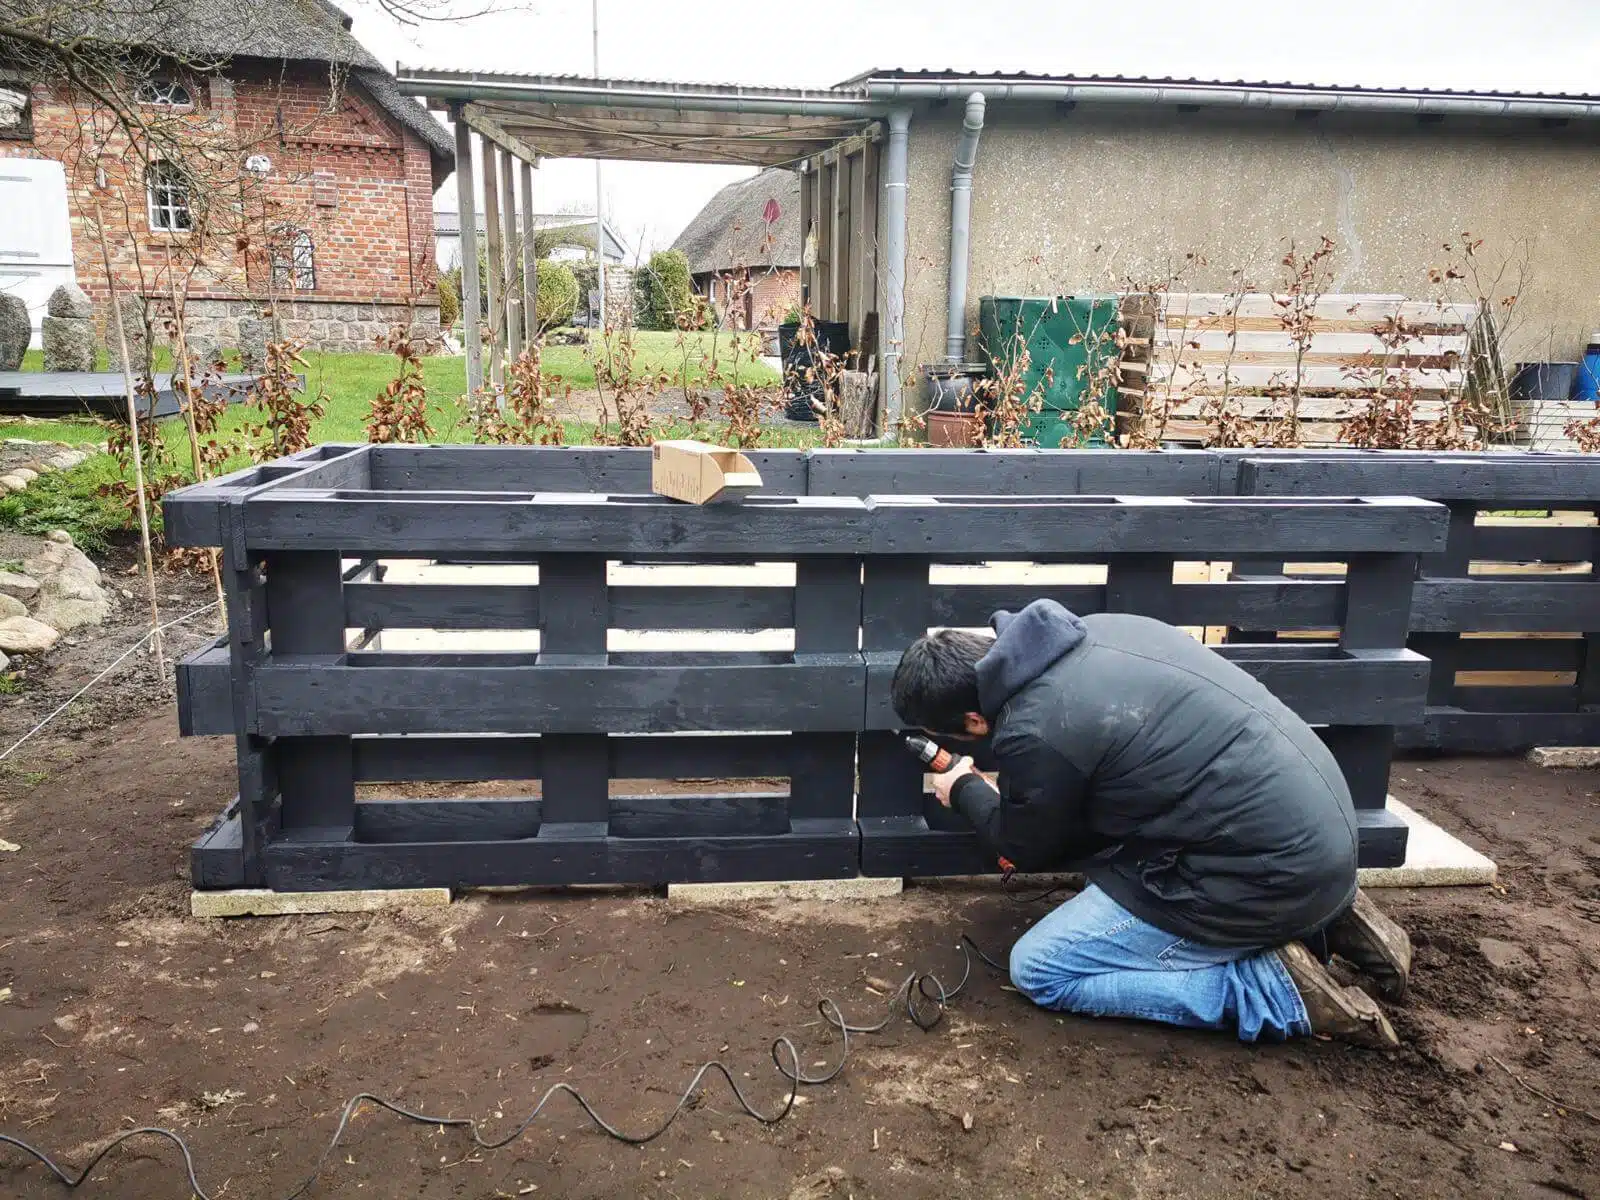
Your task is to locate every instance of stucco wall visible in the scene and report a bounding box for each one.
[899,104,1600,383]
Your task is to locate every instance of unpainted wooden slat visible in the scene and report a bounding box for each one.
[1152,330,1466,355]
[1146,362,1461,391]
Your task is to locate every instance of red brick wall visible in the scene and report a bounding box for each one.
[1,61,444,320]
[750,268,801,329]
[695,268,800,330]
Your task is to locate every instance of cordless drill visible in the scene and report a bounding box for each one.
[903,733,956,773]
[902,734,1017,877]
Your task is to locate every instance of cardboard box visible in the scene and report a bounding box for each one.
[650,440,763,504]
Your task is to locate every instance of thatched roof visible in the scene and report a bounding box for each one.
[19,0,454,167]
[672,168,800,275]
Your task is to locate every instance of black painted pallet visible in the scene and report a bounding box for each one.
[166,446,1447,893]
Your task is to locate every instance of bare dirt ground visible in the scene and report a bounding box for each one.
[1,581,1599,1198]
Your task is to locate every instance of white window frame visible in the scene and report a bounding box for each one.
[269,227,316,291]
[145,160,192,232]
[135,78,194,108]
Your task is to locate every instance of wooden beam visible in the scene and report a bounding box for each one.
[520,158,538,346]
[480,143,504,388]
[499,147,522,363]
[459,103,541,165]
[452,114,483,399]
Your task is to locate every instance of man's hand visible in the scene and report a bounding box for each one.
[931,756,979,808]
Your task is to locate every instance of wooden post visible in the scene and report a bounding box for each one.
[1410,501,1477,711]
[265,550,354,839]
[789,557,862,833]
[831,151,849,327]
[453,113,483,400]
[816,158,835,321]
[500,147,522,364]
[848,146,870,348]
[1336,548,1422,812]
[520,158,539,347]
[481,144,504,389]
[1577,509,1600,712]
[797,160,812,311]
[535,554,610,847]
[857,556,940,876]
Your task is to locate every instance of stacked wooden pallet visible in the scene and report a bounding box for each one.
[1516,400,1598,450]
[1116,293,1479,446]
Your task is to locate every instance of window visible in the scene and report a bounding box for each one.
[0,85,32,140]
[269,228,316,291]
[145,161,191,231]
[135,78,193,107]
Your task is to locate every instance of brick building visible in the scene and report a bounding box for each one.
[0,0,454,354]
[673,167,800,332]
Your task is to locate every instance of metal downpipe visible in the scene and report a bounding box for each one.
[881,107,912,437]
[945,91,986,363]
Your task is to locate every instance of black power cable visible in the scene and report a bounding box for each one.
[0,936,1009,1199]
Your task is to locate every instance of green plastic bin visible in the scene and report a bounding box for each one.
[977,294,1120,447]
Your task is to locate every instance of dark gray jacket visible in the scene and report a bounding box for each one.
[950,600,1358,948]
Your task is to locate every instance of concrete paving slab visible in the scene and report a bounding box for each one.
[1357,797,1497,888]
[191,887,452,918]
[1528,746,1600,769]
[668,877,903,905]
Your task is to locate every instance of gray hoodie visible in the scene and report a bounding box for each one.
[951,599,1358,948]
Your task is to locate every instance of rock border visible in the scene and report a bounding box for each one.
[0,438,97,495]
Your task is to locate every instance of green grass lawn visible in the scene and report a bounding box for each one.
[9,329,781,446]
[0,332,804,552]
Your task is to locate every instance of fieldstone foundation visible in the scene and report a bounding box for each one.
[181,299,442,355]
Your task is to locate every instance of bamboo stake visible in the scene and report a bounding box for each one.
[92,193,165,679]
[165,256,226,629]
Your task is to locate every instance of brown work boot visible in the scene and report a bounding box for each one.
[1276,941,1399,1050]
[1325,889,1413,1002]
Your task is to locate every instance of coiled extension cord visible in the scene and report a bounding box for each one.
[1,935,1010,1199]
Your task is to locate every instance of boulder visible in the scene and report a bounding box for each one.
[46,529,73,546]
[0,474,27,492]
[41,315,95,371]
[11,467,36,483]
[0,615,60,654]
[0,594,24,619]
[239,315,280,370]
[25,540,101,584]
[0,572,38,601]
[25,541,110,631]
[47,283,94,320]
[0,649,8,673]
[32,583,110,632]
[0,292,29,371]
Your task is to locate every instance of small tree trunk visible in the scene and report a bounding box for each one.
[166,260,226,630]
[94,194,165,679]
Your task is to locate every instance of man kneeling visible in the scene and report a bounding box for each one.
[892,600,1411,1048]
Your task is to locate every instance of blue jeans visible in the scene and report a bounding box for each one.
[1008,885,1311,1043]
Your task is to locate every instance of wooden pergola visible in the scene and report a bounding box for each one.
[398,69,882,400]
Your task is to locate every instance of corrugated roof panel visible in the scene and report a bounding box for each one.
[847,67,1599,102]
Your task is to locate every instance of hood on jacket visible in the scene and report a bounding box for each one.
[975,599,1088,720]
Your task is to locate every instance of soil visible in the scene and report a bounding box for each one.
[2,585,1600,1198]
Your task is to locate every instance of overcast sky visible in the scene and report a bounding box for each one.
[345,0,1600,257]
